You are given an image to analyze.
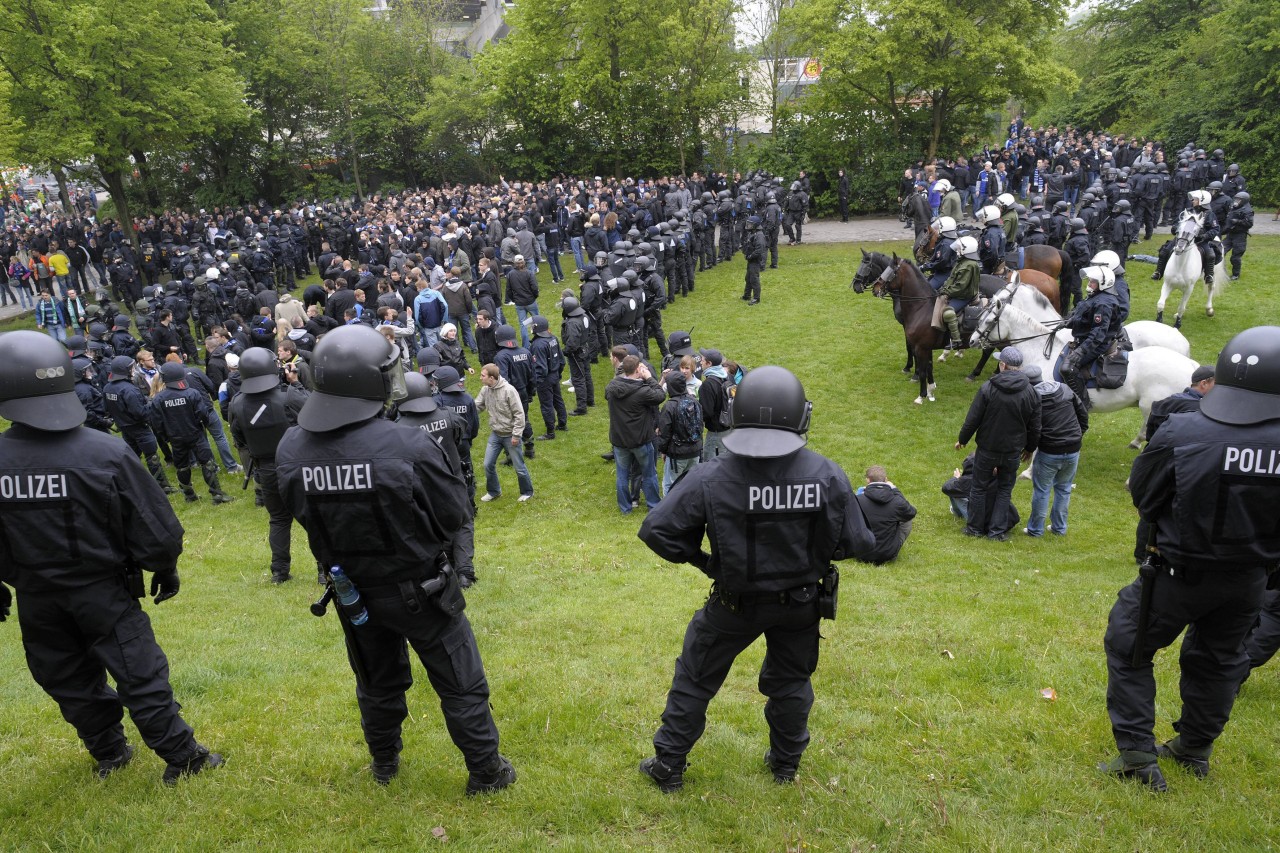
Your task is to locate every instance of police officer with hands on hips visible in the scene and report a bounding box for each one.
[0,330,222,785]
[275,324,515,793]
[228,347,310,585]
[636,366,876,791]
[1102,326,1280,792]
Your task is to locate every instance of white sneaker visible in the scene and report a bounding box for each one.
[517,494,533,502]
[480,493,496,502]
[562,379,572,385]
[566,386,575,393]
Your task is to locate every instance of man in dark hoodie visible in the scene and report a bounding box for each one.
[855,466,917,563]
[1022,364,1088,537]
[605,354,666,514]
[955,346,1042,541]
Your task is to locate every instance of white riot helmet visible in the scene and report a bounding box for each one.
[206,266,220,281]
[1091,250,1122,274]
[1188,189,1211,208]
[953,235,980,260]
[980,205,1002,225]
[1082,265,1115,291]
[934,179,952,194]
[996,192,1016,210]
[933,216,958,238]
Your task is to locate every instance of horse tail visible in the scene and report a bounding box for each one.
[1057,249,1076,303]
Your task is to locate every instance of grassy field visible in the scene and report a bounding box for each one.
[1,233,1279,851]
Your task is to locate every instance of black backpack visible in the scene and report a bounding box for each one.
[674,396,702,444]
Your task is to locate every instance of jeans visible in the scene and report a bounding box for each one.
[662,454,699,496]
[43,324,66,343]
[515,302,538,348]
[702,430,728,462]
[420,325,441,350]
[1026,450,1078,535]
[949,496,969,521]
[570,237,585,271]
[206,416,240,472]
[482,431,532,497]
[546,250,564,282]
[614,443,661,513]
[459,313,477,352]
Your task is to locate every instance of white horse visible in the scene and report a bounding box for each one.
[1156,213,1229,327]
[972,290,1199,448]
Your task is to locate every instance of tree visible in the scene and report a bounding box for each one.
[789,0,1074,158]
[0,0,247,244]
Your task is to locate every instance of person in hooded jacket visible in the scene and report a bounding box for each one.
[954,346,1042,540]
[441,268,477,350]
[1021,364,1088,537]
[605,354,666,514]
[854,466,917,564]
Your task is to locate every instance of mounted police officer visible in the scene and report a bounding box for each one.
[976,205,1006,275]
[1061,266,1120,409]
[228,348,310,584]
[1102,325,1280,791]
[0,330,221,785]
[937,235,982,351]
[275,324,515,792]
[1151,190,1220,287]
[636,366,875,791]
[922,217,959,291]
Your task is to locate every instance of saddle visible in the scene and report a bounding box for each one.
[1052,330,1131,390]
[930,294,987,337]
[997,248,1026,275]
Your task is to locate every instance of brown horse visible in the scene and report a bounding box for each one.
[914,225,1076,308]
[1012,268,1061,313]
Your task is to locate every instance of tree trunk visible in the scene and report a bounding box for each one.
[53,166,73,215]
[928,93,944,160]
[131,149,161,212]
[98,161,138,250]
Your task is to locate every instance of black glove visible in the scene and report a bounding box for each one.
[0,583,10,622]
[150,569,180,604]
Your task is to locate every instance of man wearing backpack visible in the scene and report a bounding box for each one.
[413,278,449,350]
[656,373,702,496]
[698,349,734,461]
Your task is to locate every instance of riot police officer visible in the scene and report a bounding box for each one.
[494,323,536,457]
[923,217,959,290]
[636,366,875,791]
[977,205,1006,275]
[0,330,221,785]
[228,348,309,584]
[275,324,515,793]
[153,361,233,504]
[742,215,767,305]
[102,355,175,492]
[1222,191,1253,280]
[1061,266,1120,409]
[529,315,568,440]
[1102,326,1280,791]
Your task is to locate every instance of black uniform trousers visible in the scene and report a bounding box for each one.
[342,582,500,769]
[653,590,820,767]
[1245,589,1280,671]
[767,229,780,268]
[644,311,667,363]
[1223,233,1247,277]
[535,376,568,435]
[965,448,1020,538]
[18,579,196,763]
[1104,567,1267,754]
[566,348,593,408]
[255,462,294,577]
[744,261,763,302]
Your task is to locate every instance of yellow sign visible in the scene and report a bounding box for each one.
[802,59,822,80]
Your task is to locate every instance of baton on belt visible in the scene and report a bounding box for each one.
[1132,527,1163,668]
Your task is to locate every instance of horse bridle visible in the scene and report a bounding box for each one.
[852,254,887,294]
[973,283,1062,350]
[870,262,896,298]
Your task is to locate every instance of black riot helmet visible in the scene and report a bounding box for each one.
[560,295,582,315]
[396,370,439,415]
[160,361,186,387]
[531,315,550,335]
[1234,191,1251,206]
[1200,326,1280,425]
[495,324,518,347]
[297,324,406,432]
[1070,217,1088,234]
[1208,180,1223,193]
[1227,163,1240,175]
[1113,199,1132,214]
[721,365,812,459]
[239,347,282,394]
[0,330,86,430]
[1052,200,1070,214]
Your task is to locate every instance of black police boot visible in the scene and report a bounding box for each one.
[270,571,292,585]
[1157,737,1211,779]
[147,454,177,494]
[639,755,686,793]
[203,462,234,504]
[1098,751,1166,792]
[371,754,400,786]
[95,744,134,780]
[163,744,224,786]
[535,433,555,441]
[569,409,587,416]
[466,755,516,796]
[764,750,798,784]
[524,442,535,460]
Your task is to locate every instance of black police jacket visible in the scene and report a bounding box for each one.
[437,388,479,443]
[638,448,876,592]
[1144,387,1203,441]
[103,377,151,430]
[495,346,534,400]
[276,416,467,585]
[229,383,309,461]
[153,384,218,443]
[0,424,184,592]
[1131,410,1280,571]
[530,334,564,383]
[397,408,467,481]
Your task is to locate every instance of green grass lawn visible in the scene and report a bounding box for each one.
[1,234,1279,851]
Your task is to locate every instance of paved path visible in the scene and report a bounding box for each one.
[7,214,1277,325]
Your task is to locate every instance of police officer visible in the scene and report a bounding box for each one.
[784,181,809,245]
[1105,198,1137,270]
[529,315,568,440]
[228,348,309,584]
[0,330,221,785]
[1061,266,1120,409]
[635,366,875,791]
[1222,191,1253,280]
[922,217,959,290]
[1151,190,1220,286]
[393,371,477,589]
[493,323,536,457]
[742,215,767,305]
[67,336,113,433]
[102,355,175,493]
[937,235,981,350]
[153,361,233,504]
[1102,326,1280,791]
[977,205,1006,275]
[275,325,515,792]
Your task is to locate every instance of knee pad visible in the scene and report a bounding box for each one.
[942,307,957,323]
